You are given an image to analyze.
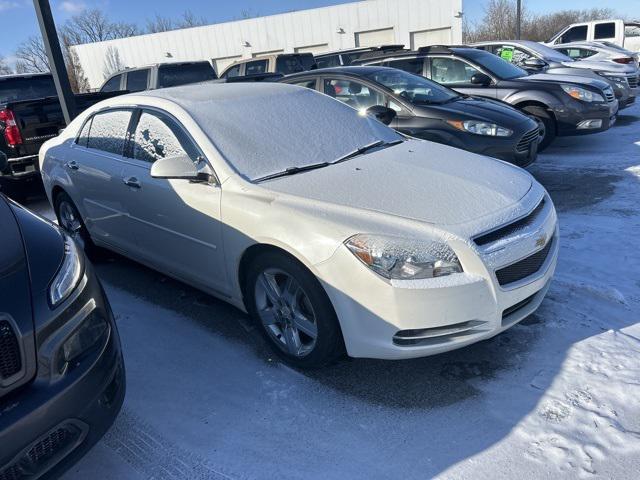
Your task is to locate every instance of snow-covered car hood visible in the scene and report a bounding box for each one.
[263,140,532,226]
[559,60,637,75]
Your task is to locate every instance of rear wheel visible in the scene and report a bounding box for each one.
[522,105,556,152]
[245,251,344,368]
[54,192,99,257]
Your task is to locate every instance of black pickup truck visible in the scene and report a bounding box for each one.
[0,73,122,201]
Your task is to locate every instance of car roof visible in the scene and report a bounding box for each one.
[473,39,541,48]
[283,65,388,79]
[0,72,52,80]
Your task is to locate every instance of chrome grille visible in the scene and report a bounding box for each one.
[516,127,539,153]
[495,236,555,286]
[603,86,615,102]
[627,74,638,89]
[474,198,546,247]
[0,320,21,381]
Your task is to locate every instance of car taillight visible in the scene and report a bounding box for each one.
[613,57,633,64]
[0,108,23,146]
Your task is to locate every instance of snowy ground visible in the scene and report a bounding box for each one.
[27,102,640,479]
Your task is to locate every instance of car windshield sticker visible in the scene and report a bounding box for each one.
[500,46,514,62]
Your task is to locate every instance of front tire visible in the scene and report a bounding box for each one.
[522,105,556,152]
[54,191,99,258]
[245,251,344,368]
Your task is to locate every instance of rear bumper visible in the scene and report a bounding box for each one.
[0,264,125,479]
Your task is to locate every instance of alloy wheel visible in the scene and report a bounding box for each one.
[254,268,318,357]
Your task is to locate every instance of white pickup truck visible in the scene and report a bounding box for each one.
[546,19,640,52]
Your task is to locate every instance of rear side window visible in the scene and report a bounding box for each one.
[87,109,132,156]
[430,57,480,84]
[0,75,57,103]
[560,25,588,43]
[126,70,149,92]
[276,56,305,75]
[101,74,123,93]
[245,60,268,75]
[316,55,341,69]
[386,58,424,75]
[289,79,317,90]
[625,24,640,38]
[157,63,217,88]
[223,64,241,79]
[132,110,200,163]
[559,48,597,60]
[594,22,616,40]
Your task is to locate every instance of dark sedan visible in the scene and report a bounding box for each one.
[281,66,540,167]
[0,191,124,479]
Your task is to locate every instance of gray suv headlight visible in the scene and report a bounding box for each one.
[345,234,462,280]
[561,84,605,102]
[49,236,83,307]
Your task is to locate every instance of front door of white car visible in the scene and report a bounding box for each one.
[70,108,138,253]
[120,108,228,294]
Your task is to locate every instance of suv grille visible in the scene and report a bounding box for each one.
[0,321,21,381]
[516,127,539,153]
[603,86,615,102]
[0,423,85,480]
[627,75,638,89]
[496,236,555,286]
[474,198,546,247]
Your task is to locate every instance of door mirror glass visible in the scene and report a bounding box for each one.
[365,105,397,125]
[150,155,204,180]
[0,151,8,172]
[523,58,546,69]
[470,72,492,86]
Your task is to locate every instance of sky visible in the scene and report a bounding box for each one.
[0,0,635,61]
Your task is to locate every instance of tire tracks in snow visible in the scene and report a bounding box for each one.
[103,408,247,480]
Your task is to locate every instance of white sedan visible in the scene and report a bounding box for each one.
[40,83,558,367]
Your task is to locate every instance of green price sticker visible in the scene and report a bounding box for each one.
[500,46,514,62]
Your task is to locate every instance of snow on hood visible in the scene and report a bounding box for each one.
[264,139,533,226]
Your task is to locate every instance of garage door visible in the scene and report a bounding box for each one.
[410,28,452,49]
[355,28,395,47]
[295,44,329,54]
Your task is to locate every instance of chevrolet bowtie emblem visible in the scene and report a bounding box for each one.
[535,234,547,248]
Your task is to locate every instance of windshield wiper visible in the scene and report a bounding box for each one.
[254,162,330,183]
[332,139,404,165]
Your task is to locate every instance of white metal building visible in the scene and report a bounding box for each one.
[71,0,463,89]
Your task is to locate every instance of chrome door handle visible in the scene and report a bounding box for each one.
[65,161,79,170]
[123,176,141,189]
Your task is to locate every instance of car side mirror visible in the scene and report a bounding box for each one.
[523,58,547,69]
[365,105,397,125]
[470,73,492,86]
[150,155,212,182]
[0,151,7,172]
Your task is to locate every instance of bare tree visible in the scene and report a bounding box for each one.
[178,10,207,28]
[102,46,125,79]
[0,55,12,75]
[146,15,174,33]
[61,8,139,45]
[15,36,49,73]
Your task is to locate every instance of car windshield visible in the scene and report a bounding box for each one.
[364,69,459,104]
[169,83,401,181]
[0,75,57,103]
[461,49,528,80]
[526,42,574,63]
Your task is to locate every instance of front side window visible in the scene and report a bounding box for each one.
[559,48,597,60]
[86,109,132,156]
[223,64,241,79]
[560,25,588,43]
[290,79,318,90]
[430,57,480,85]
[245,60,268,75]
[324,79,386,111]
[126,69,149,92]
[594,22,616,40]
[132,110,199,164]
[316,55,341,69]
[494,45,533,66]
[101,74,123,93]
[276,56,305,75]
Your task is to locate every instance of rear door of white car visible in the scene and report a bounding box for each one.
[120,108,228,293]
[70,108,138,253]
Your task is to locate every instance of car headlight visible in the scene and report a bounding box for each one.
[49,236,83,307]
[56,313,109,374]
[446,120,512,137]
[561,84,604,102]
[344,234,462,280]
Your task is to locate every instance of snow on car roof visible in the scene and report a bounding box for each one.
[135,82,400,181]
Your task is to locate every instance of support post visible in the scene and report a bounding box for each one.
[33,0,77,124]
[516,0,522,40]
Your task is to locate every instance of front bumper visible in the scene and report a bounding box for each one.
[552,98,619,136]
[315,192,558,360]
[0,262,125,478]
